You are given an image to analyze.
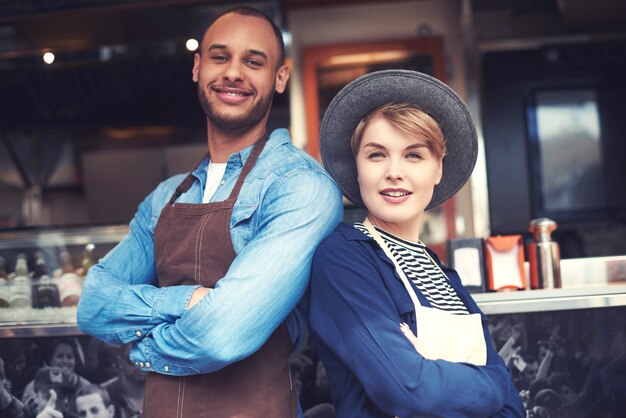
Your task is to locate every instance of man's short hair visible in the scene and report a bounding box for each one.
[34,367,79,393]
[76,384,113,407]
[207,6,285,67]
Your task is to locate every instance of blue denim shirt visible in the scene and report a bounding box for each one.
[77,129,343,378]
[309,223,525,418]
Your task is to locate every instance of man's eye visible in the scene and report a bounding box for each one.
[210,55,227,62]
[246,59,263,67]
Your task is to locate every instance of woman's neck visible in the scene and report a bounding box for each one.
[365,215,422,244]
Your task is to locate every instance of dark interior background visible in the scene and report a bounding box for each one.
[481,39,626,257]
[1,0,626,258]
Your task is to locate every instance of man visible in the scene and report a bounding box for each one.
[0,357,27,418]
[75,385,115,418]
[100,344,145,418]
[28,367,81,418]
[77,6,343,418]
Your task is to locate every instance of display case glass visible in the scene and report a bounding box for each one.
[0,225,127,335]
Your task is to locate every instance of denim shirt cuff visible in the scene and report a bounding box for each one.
[131,338,200,376]
[152,285,201,322]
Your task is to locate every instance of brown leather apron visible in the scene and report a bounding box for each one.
[143,135,297,418]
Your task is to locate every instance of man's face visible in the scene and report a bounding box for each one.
[76,393,115,418]
[5,353,26,378]
[192,13,289,133]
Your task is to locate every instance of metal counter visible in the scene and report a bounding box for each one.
[473,284,626,315]
[1,251,625,337]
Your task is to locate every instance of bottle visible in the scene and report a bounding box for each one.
[79,244,96,277]
[10,253,33,308]
[0,257,10,308]
[528,218,562,289]
[58,250,82,307]
[32,251,60,308]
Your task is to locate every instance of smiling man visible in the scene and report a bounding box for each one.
[77,6,343,418]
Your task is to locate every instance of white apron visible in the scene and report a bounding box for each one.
[364,218,487,366]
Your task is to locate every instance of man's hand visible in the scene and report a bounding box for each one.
[36,390,63,418]
[187,287,210,309]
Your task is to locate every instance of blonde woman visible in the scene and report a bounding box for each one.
[309,70,525,418]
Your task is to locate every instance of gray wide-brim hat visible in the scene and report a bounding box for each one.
[320,69,478,209]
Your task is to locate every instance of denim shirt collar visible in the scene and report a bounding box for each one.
[189,128,292,192]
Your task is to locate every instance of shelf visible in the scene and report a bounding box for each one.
[0,306,79,338]
[0,323,81,338]
[0,224,129,250]
[474,284,626,315]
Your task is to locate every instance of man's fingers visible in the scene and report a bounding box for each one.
[46,389,57,408]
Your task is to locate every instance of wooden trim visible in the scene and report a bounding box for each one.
[282,0,418,13]
[302,36,456,240]
[302,36,445,160]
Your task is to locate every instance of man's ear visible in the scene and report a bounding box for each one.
[192,53,200,83]
[274,65,290,94]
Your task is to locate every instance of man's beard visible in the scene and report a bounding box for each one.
[198,84,274,133]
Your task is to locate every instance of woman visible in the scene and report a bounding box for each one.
[309,70,525,417]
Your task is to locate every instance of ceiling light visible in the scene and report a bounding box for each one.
[186,39,199,52]
[43,52,55,64]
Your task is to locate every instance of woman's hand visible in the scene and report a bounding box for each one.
[400,323,420,352]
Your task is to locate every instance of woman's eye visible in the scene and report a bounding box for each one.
[406,152,422,159]
[367,152,385,159]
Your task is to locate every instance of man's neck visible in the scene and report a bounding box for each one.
[206,122,268,163]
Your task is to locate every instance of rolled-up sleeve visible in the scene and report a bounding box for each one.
[309,239,519,418]
[131,171,343,374]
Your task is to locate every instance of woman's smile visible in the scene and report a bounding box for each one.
[380,188,412,203]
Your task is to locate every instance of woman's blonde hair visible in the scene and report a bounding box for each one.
[350,103,447,159]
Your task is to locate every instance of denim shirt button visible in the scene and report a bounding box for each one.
[164,365,169,372]
[145,362,151,368]
[135,331,142,337]
[139,362,145,367]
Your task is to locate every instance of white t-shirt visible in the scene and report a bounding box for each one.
[203,162,227,203]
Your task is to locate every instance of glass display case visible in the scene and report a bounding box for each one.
[1,226,623,418]
[0,225,128,338]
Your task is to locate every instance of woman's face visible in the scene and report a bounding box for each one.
[50,342,75,371]
[356,115,442,239]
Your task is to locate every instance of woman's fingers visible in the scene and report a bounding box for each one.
[399,322,420,351]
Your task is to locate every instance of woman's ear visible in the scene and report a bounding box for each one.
[435,159,443,185]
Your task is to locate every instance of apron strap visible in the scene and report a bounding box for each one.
[363,218,424,312]
[226,131,269,201]
[167,132,269,206]
[168,174,196,206]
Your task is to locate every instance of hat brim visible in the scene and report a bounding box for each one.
[320,69,478,209]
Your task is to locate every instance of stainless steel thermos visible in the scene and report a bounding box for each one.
[528,218,562,289]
